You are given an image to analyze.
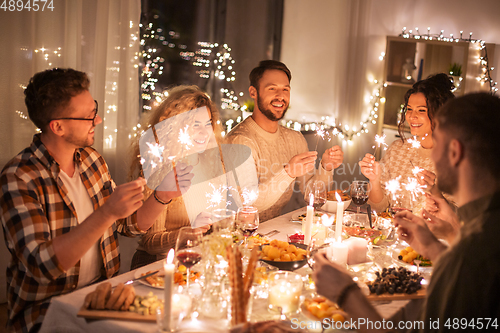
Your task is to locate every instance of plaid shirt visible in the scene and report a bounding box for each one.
[1,134,145,333]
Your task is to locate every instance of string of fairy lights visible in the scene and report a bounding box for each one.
[15,24,496,148]
[399,27,497,93]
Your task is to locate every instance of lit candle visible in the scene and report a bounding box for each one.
[163,249,175,331]
[335,192,344,242]
[304,193,314,245]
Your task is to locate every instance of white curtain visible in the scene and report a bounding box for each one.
[0,0,141,302]
[0,0,141,184]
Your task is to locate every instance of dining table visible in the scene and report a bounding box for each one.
[39,207,423,333]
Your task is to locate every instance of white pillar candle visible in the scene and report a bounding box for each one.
[304,193,314,245]
[327,240,348,266]
[335,192,344,242]
[345,238,368,265]
[163,249,175,331]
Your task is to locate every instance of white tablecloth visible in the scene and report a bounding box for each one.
[39,208,416,333]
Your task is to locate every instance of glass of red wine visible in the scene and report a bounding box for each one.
[175,227,203,293]
[304,180,327,211]
[350,180,370,214]
[236,206,259,245]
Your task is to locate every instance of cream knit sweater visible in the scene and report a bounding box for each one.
[225,116,333,222]
[370,139,451,215]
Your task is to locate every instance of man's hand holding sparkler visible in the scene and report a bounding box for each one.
[320,145,344,171]
[155,162,194,203]
[394,211,447,262]
[284,151,318,178]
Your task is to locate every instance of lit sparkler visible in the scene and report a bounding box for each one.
[384,176,402,202]
[404,177,427,202]
[412,165,424,176]
[206,183,235,209]
[407,136,421,149]
[145,141,164,162]
[314,125,331,151]
[241,188,259,206]
[178,125,193,150]
[372,134,388,156]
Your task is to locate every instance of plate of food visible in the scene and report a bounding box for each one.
[259,240,308,271]
[134,265,201,289]
[290,210,323,223]
[322,190,352,213]
[391,246,433,274]
[365,266,427,301]
[301,294,350,328]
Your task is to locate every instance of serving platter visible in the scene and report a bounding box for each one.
[77,307,156,322]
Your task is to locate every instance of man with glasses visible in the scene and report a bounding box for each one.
[0,68,193,332]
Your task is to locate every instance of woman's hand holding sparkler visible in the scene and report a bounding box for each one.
[416,169,440,195]
[320,145,344,171]
[155,162,194,202]
[358,154,381,182]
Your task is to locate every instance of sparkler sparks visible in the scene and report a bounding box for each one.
[385,176,402,202]
[314,125,331,151]
[144,141,165,169]
[241,188,258,206]
[407,136,422,149]
[206,183,235,209]
[412,166,424,176]
[404,177,427,202]
[178,125,193,150]
[372,134,388,156]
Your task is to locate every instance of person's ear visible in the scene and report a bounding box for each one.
[48,120,65,137]
[249,86,257,99]
[448,139,463,167]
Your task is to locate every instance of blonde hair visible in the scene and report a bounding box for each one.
[129,85,224,192]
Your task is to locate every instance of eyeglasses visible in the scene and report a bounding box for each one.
[51,100,99,126]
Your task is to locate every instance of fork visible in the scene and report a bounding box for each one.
[258,229,279,237]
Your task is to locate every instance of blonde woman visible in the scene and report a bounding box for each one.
[129,85,244,269]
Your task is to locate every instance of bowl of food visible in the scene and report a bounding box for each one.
[322,190,352,213]
[259,240,309,271]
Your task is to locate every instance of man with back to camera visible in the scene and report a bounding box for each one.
[0,68,192,332]
[225,60,344,222]
[313,93,500,332]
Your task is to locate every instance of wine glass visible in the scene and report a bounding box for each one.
[350,180,370,214]
[175,227,203,293]
[304,180,327,211]
[236,206,259,245]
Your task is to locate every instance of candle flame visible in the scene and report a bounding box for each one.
[335,192,342,202]
[166,248,175,264]
[309,193,314,206]
[321,214,334,227]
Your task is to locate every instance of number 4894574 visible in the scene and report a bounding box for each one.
[1,0,54,11]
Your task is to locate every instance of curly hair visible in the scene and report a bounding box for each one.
[398,73,455,141]
[24,68,90,131]
[129,85,223,191]
[249,60,291,90]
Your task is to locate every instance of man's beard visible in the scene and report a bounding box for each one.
[434,146,458,195]
[256,92,289,121]
[64,131,94,148]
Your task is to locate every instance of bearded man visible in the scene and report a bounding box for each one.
[225,60,343,221]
